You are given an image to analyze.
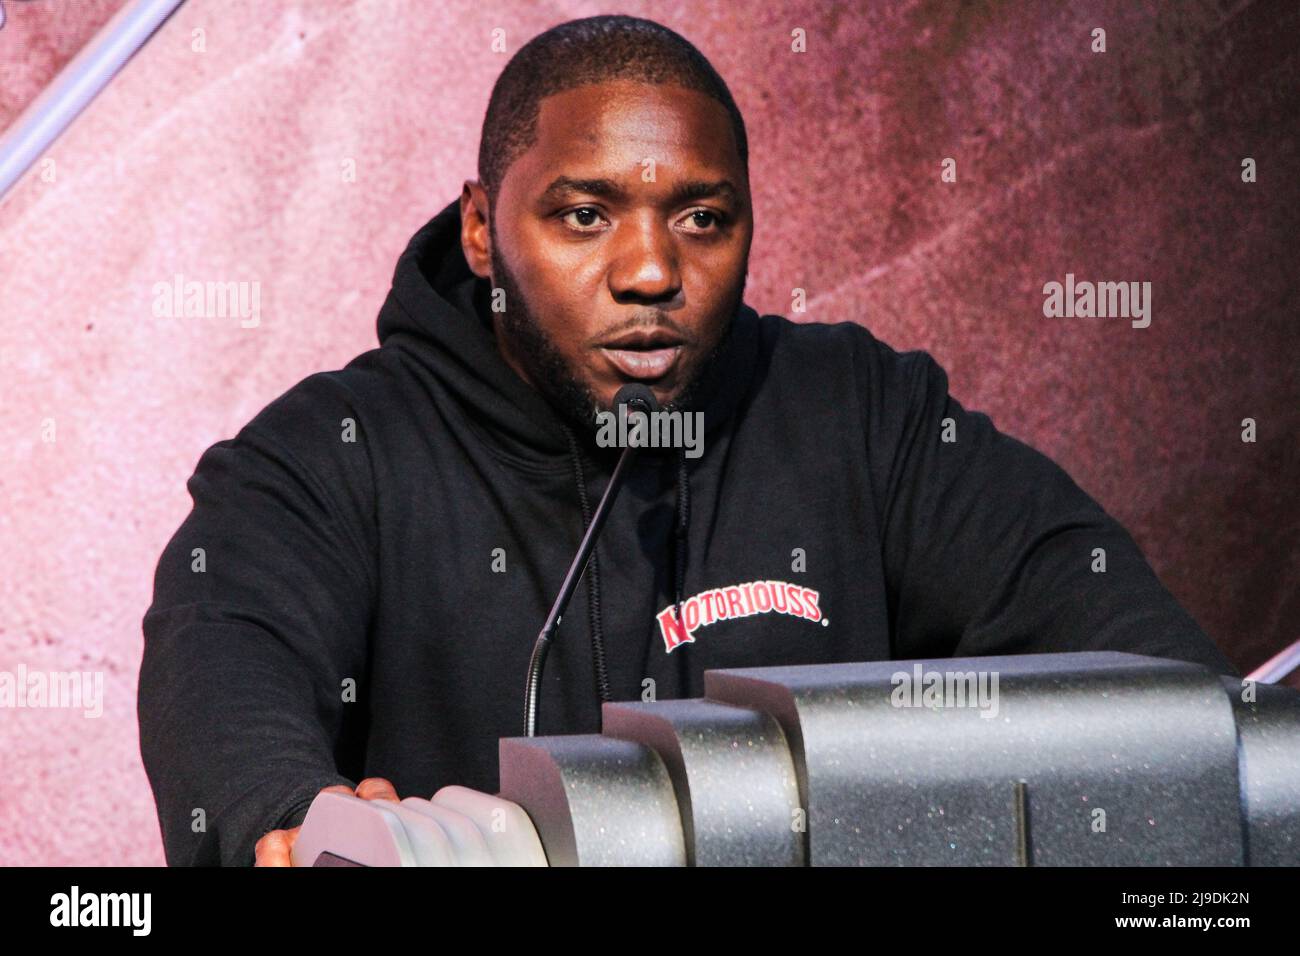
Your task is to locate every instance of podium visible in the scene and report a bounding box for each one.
[291,652,1300,866]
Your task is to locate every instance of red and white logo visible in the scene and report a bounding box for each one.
[655,580,825,653]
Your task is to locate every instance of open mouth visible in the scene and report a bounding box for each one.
[598,328,685,382]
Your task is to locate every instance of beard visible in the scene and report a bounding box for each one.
[489,238,602,432]
[487,223,746,435]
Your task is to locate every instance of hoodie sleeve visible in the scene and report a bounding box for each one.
[864,336,1236,676]
[138,375,375,865]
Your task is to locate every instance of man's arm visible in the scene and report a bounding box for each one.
[138,375,376,865]
[862,335,1236,675]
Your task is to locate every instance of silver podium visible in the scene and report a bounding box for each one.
[292,652,1300,866]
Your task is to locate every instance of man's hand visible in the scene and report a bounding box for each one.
[254,777,401,866]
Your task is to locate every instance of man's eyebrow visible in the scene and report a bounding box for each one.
[538,176,741,206]
[669,179,740,205]
[539,176,629,203]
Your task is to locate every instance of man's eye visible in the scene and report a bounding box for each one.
[682,209,723,232]
[562,207,605,230]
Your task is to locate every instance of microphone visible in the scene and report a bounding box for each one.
[523,383,659,736]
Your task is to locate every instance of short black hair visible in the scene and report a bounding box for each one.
[477,15,749,204]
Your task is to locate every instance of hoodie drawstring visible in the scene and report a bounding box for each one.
[564,427,612,704]
[562,429,692,710]
[673,448,690,626]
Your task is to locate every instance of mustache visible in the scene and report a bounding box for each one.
[587,312,695,347]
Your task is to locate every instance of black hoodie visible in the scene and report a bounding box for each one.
[138,199,1235,866]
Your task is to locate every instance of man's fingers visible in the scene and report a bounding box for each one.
[254,828,294,867]
[354,777,401,802]
[256,781,397,866]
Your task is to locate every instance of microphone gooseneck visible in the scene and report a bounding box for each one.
[524,384,659,737]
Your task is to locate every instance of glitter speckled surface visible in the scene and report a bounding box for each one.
[495,655,1299,865]
[603,698,804,865]
[706,653,1246,865]
[499,734,686,866]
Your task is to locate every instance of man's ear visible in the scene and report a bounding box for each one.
[460,181,493,280]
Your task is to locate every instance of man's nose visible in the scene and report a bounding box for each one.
[607,214,682,304]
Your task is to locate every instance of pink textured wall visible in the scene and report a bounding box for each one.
[0,0,1295,865]
[0,0,129,121]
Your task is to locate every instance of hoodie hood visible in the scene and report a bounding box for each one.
[376,198,761,469]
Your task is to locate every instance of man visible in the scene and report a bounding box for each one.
[137,15,1235,867]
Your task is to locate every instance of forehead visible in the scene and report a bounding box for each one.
[513,80,743,188]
